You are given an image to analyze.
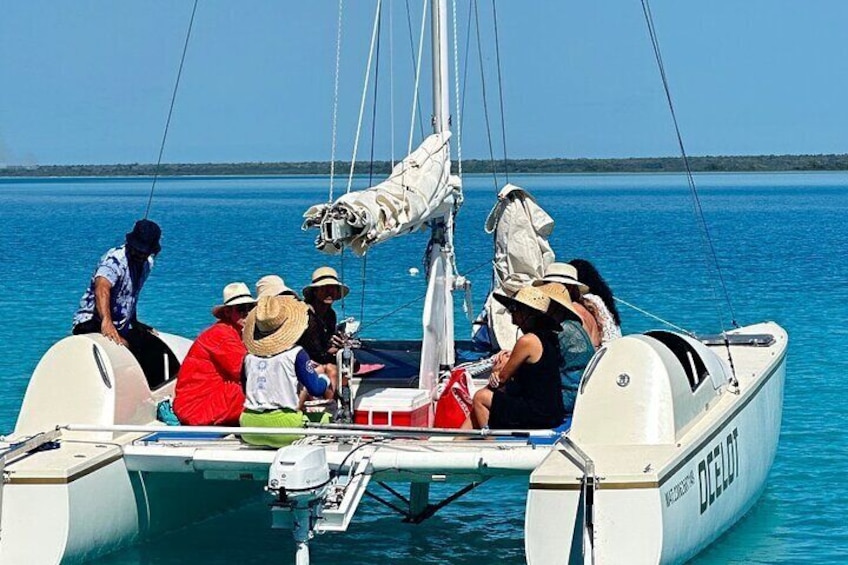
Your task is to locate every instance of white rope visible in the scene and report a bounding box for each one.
[346,0,384,194]
[407,0,428,154]
[614,296,695,336]
[451,0,462,176]
[389,0,396,167]
[328,0,345,202]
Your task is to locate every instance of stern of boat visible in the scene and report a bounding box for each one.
[1,331,192,564]
[525,322,787,565]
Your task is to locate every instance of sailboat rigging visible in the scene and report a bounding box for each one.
[0,3,787,565]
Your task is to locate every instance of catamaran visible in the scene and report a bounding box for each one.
[0,2,786,564]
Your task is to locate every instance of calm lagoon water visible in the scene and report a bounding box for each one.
[1,172,846,563]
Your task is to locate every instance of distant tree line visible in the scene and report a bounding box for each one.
[3,154,848,178]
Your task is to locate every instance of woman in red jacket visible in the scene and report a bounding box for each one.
[173,282,256,426]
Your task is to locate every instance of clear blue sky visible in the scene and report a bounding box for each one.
[2,1,847,166]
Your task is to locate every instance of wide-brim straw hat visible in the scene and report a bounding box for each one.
[493,286,562,331]
[533,262,589,293]
[302,266,350,299]
[256,274,298,299]
[243,295,309,357]
[534,282,581,323]
[211,282,256,319]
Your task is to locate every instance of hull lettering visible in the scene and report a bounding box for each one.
[663,470,696,508]
[698,427,739,515]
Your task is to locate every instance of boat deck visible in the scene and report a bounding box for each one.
[1,427,553,487]
[124,431,552,482]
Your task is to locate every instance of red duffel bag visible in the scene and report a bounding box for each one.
[434,367,474,428]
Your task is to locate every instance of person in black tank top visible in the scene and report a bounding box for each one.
[533,280,595,416]
[463,286,565,430]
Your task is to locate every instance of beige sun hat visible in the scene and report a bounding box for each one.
[533,262,589,293]
[302,266,350,299]
[493,286,561,331]
[243,295,309,357]
[211,282,256,319]
[256,274,297,299]
[534,282,581,323]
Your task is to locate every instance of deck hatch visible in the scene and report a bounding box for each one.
[646,331,710,391]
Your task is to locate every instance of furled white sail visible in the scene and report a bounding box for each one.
[303,132,461,256]
[482,184,556,350]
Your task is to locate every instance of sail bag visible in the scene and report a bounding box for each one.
[303,132,461,256]
[482,184,556,350]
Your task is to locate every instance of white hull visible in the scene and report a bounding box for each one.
[0,457,138,564]
[0,451,268,564]
[1,323,786,564]
[0,333,547,563]
[526,322,787,564]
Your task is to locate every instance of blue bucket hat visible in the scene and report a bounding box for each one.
[125,219,162,255]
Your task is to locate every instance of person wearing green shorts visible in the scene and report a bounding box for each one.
[239,408,331,448]
[240,295,335,447]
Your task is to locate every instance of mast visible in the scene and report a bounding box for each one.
[418,0,456,399]
[431,0,450,136]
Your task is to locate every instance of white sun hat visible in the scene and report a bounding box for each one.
[256,274,297,299]
[211,282,256,319]
[302,266,350,300]
[533,262,589,293]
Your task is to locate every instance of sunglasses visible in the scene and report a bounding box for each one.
[236,304,255,315]
[316,286,342,297]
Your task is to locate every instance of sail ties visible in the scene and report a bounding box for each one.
[303,132,460,256]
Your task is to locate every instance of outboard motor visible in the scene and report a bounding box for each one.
[267,446,333,565]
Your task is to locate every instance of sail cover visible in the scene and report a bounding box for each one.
[482,184,556,351]
[303,132,460,256]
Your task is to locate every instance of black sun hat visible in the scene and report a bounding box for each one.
[125,219,162,255]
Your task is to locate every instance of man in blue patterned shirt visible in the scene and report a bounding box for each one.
[72,219,161,346]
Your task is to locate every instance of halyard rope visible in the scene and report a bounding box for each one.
[473,0,500,193]
[328,0,345,202]
[640,0,738,377]
[144,0,198,219]
[407,0,428,154]
[452,0,463,176]
[346,0,384,194]
[639,0,738,330]
[614,296,694,337]
[491,0,510,184]
[404,0,426,139]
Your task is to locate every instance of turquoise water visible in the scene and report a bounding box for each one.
[1,172,846,563]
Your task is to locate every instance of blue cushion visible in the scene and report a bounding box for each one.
[492,417,572,445]
[528,417,572,445]
[142,430,229,442]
